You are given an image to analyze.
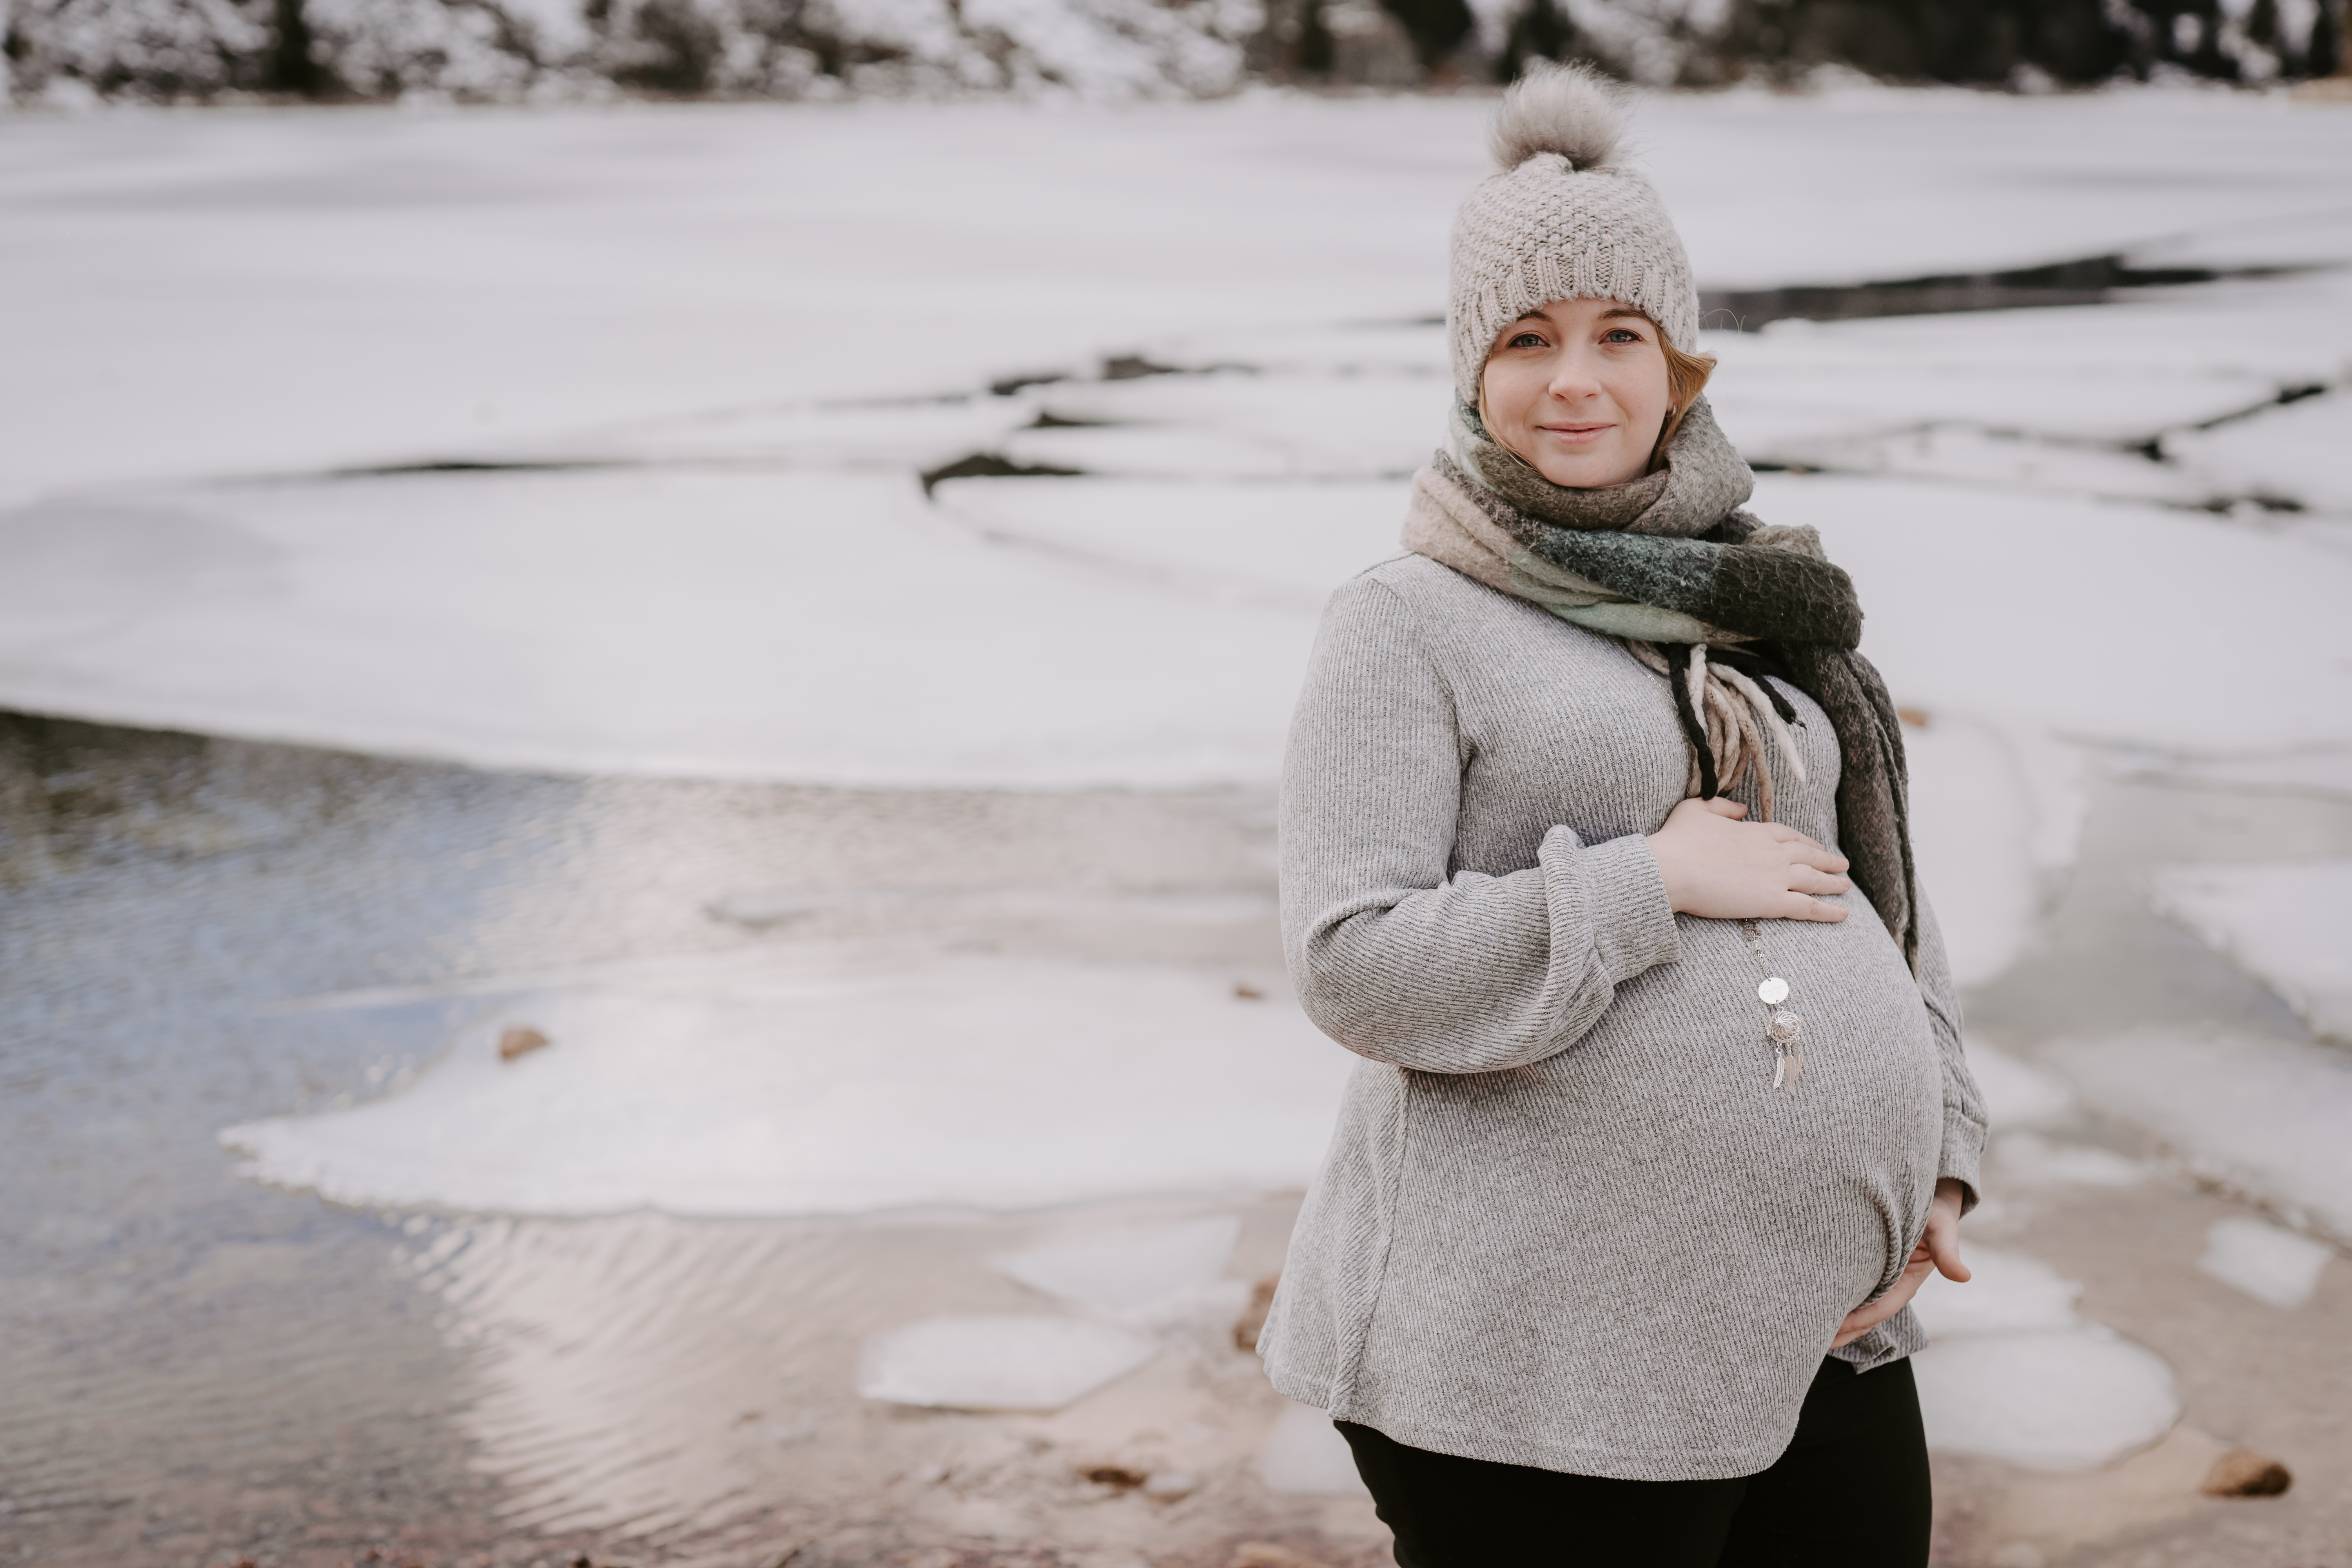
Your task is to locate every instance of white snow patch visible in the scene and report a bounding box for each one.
[1255,1401,1368,1497]
[1912,1330,2179,1471]
[219,958,1354,1216]
[857,1315,1159,1411]
[2148,860,2352,1046]
[1967,1041,2077,1130]
[2049,1027,2352,1244]
[2198,1216,2336,1310]
[993,1215,1241,1319]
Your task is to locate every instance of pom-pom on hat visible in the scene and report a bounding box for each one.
[1449,62,1700,405]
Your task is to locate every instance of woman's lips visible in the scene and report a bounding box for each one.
[1538,423,1613,441]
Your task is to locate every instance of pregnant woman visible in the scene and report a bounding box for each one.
[1258,64,1984,1567]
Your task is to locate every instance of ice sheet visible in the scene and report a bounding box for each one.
[1911,1330,2179,1471]
[934,476,1410,609]
[2049,1027,2352,1243]
[2148,860,2352,1045]
[2198,1216,2336,1310]
[220,958,1356,1215]
[857,1315,1160,1411]
[994,1216,1241,1318]
[1007,370,1446,481]
[9,91,2352,507]
[0,469,1321,787]
[5,97,2350,785]
[0,99,1488,508]
[1707,300,2316,452]
[1760,475,2352,753]
[2162,389,2352,516]
[1628,87,2352,293]
[28,428,2344,795]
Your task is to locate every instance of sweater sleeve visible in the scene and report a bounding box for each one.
[1908,882,1989,1210]
[1279,574,1682,1075]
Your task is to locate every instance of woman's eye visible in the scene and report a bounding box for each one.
[1602,328,1641,343]
[1510,332,1548,348]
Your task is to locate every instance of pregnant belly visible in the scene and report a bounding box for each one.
[1514,912,1947,1294]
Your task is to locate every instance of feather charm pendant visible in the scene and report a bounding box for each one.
[1766,1009,1804,1091]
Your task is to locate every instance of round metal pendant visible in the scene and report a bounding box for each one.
[1767,1009,1804,1045]
[1757,976,1790,1006]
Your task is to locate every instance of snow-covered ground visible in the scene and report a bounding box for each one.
[9,90,2351,1279]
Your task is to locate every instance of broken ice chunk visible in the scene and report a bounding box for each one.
[1912,1329,2178,1470]
[2198,1217,2335,1310]
[857,1315,1157,1412]
[2050,1027,2352,1243]
[993,1215,1240,1318]
[1911,1247,2082,1338]
[1993,1131,2146,1189]
[1966,1041,2075,1130]
[1255,1401,1368,1497]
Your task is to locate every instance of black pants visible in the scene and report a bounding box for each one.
[1337,1356,1931,1568]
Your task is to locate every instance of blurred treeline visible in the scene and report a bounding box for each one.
[2,0,2342,105]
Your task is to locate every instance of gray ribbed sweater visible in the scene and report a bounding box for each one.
[1259,554,1986,1482]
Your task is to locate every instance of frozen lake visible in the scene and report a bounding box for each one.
[3,87,2350,1566]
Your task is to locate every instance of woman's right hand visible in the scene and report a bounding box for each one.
[1645,797,1852,922]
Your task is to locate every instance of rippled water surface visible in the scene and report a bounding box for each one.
[0,713,1304,1566]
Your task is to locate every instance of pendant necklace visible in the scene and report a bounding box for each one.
[1736,920,1804,1090]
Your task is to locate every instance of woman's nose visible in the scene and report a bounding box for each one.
[1545,347,1604,401]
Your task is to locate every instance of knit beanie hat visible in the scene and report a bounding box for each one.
[1449,63,1701,406]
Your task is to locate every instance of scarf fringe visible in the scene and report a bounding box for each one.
[1624,638,1802,823]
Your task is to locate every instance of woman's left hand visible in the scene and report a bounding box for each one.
[1831,1178,1971,1349]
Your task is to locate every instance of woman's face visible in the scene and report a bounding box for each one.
[1479,297,1671,489]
